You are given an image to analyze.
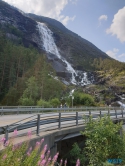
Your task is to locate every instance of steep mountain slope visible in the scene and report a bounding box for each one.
[27,13,110,71]
[0,0,110,72]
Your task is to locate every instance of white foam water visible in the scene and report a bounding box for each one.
[37,22,61,59]
[117,101,125,108]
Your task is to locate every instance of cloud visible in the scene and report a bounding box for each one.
[106,48,119,59]
[118,53,125,58]
[61,15,76,25]
[106,48,125,62]
[106,7,125,43]
[98,15,108,21]
[3,0,76,25]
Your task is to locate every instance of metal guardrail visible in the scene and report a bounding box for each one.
[0,107,125,142]
[0,106,124,115]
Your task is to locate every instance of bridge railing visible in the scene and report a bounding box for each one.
[0,107,125,142]
[0,106,123,115]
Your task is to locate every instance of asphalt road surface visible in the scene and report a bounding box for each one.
[0,110,123,126]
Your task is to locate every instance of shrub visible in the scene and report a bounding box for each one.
[37,99,52,108]
[50,98,60,107]
[68,92,96,106]
[83,116,125,165]
[19,97,35,106]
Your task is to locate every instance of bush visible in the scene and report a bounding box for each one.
[82,116,125,165]
[68,92,96,106]
[50,98,60,107]
[19,97,34,106]
[79,93,95,106]
[37,99,52,108]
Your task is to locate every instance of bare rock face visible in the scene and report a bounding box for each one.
[0,1,41,49]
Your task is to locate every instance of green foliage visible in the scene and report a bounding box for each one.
[0,33,40,103]
[37,99,52,108]
[19,97,34,106]
[67,92,96,106]
[79,93,95,106]
[50,98,60,107]
[0,142,28,166]
[18,76,39,106]
[81,116,125,166]
[21,76,39,100]
[70,116,125,165]
[70,143,85,165]
[0,33,65,105]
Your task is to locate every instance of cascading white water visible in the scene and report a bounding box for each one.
[37,22,77,84]
[37,22,92,85]
[115,94,125,108]
[37,22,61,59]
[81,72,91,86]
[117,101,125,107]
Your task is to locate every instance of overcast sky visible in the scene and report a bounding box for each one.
[3,0,125,62]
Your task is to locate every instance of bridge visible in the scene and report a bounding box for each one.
[0,106,125,155]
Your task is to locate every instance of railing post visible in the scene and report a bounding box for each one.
[115,109,117,119]
[100,110,101,119]
[59,112,61,129]
[89,110,91,121]
[36,114,40,136]
[121,108,123,118]
[17,107,19,115]
[89,110,91,116]
[1,107,3,116]
[5,125,9,142]
[76,112,78,126]
[108,108,110,116]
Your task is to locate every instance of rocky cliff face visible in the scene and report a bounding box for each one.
[27,13,110,70]
[0,0,110,86]
[0,1,41,48]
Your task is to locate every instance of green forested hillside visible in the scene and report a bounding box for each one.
[0,31,65,105]
[1,30,125,106]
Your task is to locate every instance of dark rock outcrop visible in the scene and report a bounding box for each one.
[0,1,41,49]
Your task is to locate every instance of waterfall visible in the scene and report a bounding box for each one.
[37,22,77,84]
[81,72,91,85]
[37,22,61,59]
[37,22,92,86]
[117,101,125,108]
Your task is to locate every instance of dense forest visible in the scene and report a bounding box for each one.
[0,30,66,105]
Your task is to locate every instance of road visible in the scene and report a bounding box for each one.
[0,110,123,126]
[0,114,37,126]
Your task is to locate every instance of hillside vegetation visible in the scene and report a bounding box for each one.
[0,31,65,105]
